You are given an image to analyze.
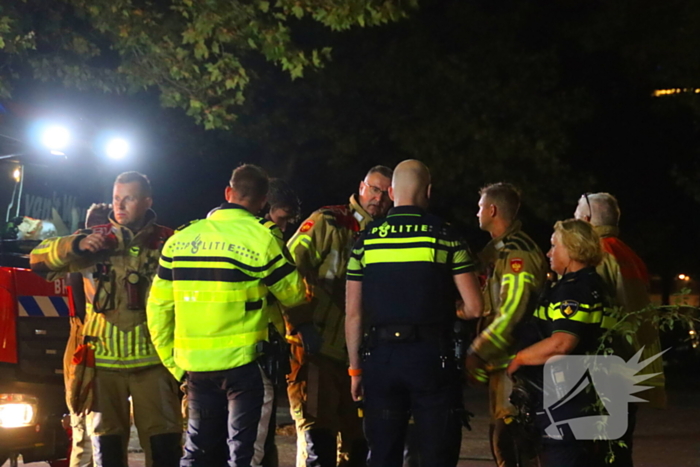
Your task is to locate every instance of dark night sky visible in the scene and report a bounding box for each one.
[3,0,700,284]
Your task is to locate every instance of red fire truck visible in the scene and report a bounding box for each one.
[0,105,111,466]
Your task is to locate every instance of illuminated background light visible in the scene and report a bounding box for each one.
[0,403,34,428]
[40,126,70,151]
[106,138,129,159]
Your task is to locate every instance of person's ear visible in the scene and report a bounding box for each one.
[489,203,497,218]
[426,184,432,200]
[388,186,395,202]
[225,186,233,202]
[144,197,153,210]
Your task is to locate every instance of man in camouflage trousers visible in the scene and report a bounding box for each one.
[286,166,393,467]
[466,183,547,467]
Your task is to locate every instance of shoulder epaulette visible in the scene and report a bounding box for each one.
[256,216,283,240]
[503,233,537,253]
[175,219,201,233]
[319,204,350,217]
[319,204,359,232]
[258,217,277,230]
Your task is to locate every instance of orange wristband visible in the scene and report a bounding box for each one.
[348,368,362,376]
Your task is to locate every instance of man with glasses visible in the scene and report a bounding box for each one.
[574,192,666,467]
[286,166,393,467]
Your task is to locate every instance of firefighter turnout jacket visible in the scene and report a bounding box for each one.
[30,210,172,370]
[146,204,306,380]
[286,194,373,361]
[595,225,666,409]
[471,220,548,371]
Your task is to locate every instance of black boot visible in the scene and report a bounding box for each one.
[303,429,337,467]
[93,434,125,467]
[150,432,183,467]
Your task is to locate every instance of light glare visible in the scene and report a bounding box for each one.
[0,403,34,427]
[41,126,70,151]
[106,138,129,159]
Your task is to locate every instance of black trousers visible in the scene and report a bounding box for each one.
[182,362,273,467]
[362,341,462,467]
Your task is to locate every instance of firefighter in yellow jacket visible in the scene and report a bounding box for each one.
[147,164,307,466]
[286,166,393,467]
[466,183,547,467]
[30,172,182,467]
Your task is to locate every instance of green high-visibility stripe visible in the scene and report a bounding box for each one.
[288,234,312,253]
[365,247,447,264]
[95,355,161,368]
[547,303,604,324]
[365,236,435,245]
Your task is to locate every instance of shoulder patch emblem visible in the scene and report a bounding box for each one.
[299,220,315,233]
[560,300,580,318]
[510,258,524,273]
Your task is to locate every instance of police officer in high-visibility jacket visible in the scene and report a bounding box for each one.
[466,183,547,467]
[147,164,306,467]
[346,160,483,467]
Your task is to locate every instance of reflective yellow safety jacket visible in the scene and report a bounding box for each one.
[471,221,548,371]
[146,204,306,380]
[30,210,172,370]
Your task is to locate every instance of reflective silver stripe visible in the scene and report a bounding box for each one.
[95,355,162,368]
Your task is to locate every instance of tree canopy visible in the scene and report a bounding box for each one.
[0,0,416,128]
[4,0,700,277]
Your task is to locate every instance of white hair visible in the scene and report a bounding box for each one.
[579,192,620,226]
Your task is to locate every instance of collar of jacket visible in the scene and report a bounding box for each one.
[593,225,619,239]
[487,220,523,251]
[478,220,523,267]
[209,203,256,221]
[559,265,596,283]
[348,194,373,228]
[387,205,426,216]
[108,209,157,246]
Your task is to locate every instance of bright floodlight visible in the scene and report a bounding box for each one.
[41,126,70,151]
[106,138,129,159]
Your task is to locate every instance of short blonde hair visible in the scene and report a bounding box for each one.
[554,219,604,266]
